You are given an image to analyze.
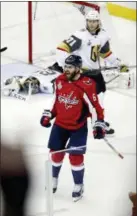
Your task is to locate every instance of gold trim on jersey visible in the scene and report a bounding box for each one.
[99,51,112,59]
[57,42,71,53]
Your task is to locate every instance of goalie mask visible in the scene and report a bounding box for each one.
[21,76,40,94]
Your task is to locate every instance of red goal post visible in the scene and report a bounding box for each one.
[28,1,33,64]
[72,1,100,13]
[28,1,100,64]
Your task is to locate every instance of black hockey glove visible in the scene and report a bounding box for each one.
[93,120,106,139]
[40,110,52,128]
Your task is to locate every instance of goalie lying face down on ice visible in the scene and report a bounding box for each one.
[40,54,106,202]
[2,68,60,97]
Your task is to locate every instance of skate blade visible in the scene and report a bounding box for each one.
[73,195,83,202]
[53,188,57,193]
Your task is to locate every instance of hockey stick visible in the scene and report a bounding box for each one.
[105,74,120,84]
[0,47,8,53]
[103,137,124,159]
[101,65,136,71]
[50,145,87,155]
[85,64,136,76]
[84,65,135,85]
[49,138,124,159]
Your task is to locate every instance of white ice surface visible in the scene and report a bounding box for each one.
[1,84,136,216]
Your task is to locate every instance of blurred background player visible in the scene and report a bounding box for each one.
[48,9,129,135]
[129,192,137,216]
[40,55,106,202]
[0,143,29,216]
[1,46,29,216]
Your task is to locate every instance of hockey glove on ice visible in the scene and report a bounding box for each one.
[93,120,106,139]
[40,109,52,128]
[120,64,129,73]
[115,58,129,73]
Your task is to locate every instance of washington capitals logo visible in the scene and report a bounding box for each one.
[58,91,79,109]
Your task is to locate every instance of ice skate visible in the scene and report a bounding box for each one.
[72,184,84,202]
[53,177,58,193]
[45,177,58,193]
[105,121,115,136]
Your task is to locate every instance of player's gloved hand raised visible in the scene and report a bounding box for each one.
[93,120,106,139]
[40,109,52,128]
[119,64,129,73]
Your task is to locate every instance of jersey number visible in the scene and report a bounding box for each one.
[34,69,56,76]
[66,36,77,47]
[90,45,100,62]
[92,93,97,101]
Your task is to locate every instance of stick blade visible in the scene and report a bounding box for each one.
[119,153,124,159]
[0,47,8,53]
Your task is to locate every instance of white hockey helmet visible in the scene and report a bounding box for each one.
[85,10,100,21]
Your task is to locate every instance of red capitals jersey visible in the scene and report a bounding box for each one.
[51,74,104,130]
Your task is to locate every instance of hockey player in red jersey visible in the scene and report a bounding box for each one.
[40,55,105,201]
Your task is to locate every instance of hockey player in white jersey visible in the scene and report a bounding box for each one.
[48,9,129,135]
